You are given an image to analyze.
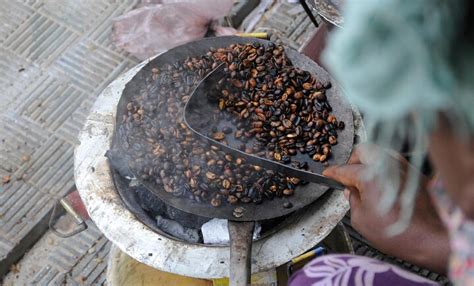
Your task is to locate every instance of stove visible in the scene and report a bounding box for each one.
[74,54,365,279]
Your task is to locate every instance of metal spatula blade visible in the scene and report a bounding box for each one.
[183,64,345,190]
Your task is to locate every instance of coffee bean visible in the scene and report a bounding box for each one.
[222,126,233,134]
[283,188,294,196]
[212,132,225,141]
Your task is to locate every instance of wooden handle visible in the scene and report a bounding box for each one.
[228,221,255,286]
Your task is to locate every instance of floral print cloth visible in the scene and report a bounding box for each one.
[290,180,474,285]
[289,254,437,286]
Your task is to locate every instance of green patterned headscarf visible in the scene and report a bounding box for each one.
[323,0,474,234]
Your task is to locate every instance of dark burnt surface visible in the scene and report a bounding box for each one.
[112,36,354,221]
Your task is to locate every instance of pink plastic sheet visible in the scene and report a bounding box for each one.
[112,0,235,60]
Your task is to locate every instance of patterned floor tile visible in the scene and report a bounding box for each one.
[3,220,109,286]
[37,0,111,33]
[50,40,133,93]
[0,180,54,249]
[0,114,49,178]
[0,48,42,109]
[3,12,79,66]
[17,74,87,132]
[15,136,75,198]
[0,1,35,44]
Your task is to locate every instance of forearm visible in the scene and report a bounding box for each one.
[415,228,450,275]
[367,220,450,275]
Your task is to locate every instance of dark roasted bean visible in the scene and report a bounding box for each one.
[281,155,291,164]
[212,132,225,140]
[338,121,345,129]
[211,197,221,207]
[283,188,294,196]
[227,195,238,204]
[222,126,233,134]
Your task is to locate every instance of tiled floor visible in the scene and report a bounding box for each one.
[3,217,109,285]
[0,0,139,282]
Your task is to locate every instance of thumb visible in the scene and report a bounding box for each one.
[323,164,366,191]
[344,187,362,210]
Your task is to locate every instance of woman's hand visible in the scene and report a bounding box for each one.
[323,144,450,274]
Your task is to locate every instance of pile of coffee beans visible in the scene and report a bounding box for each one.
[208,43,343,165]
[120,42,340,208]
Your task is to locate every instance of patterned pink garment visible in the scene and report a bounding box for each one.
[289,254,437,285]
[290,180,474,285]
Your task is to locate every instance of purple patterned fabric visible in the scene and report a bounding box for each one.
[289,254,437,286]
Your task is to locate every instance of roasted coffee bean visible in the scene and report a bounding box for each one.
[212,132,225,140]
[327,115,337,124]
[283,188,294,196]
[227,195,239,204]
[288,177,300,185]
[222,126,233,134]
[206,171,217,180]
[283,201,293,208]
[220,188,230,196]
[323,146,330,155]
[253,165,262,172]
[281,155,291,164]
[302,82,312,90]
[312,154,321,162]
[338,121,345,130]
[274,153,282,161]
[222,179,231,189]
[282,119,292,128]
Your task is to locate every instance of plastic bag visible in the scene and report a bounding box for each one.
[112,0,235,60]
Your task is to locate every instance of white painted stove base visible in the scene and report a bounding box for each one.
[74,56,355,279]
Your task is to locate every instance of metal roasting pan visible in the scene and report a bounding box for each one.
[112,36,354,285]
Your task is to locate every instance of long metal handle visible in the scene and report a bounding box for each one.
[228,221,255,286]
